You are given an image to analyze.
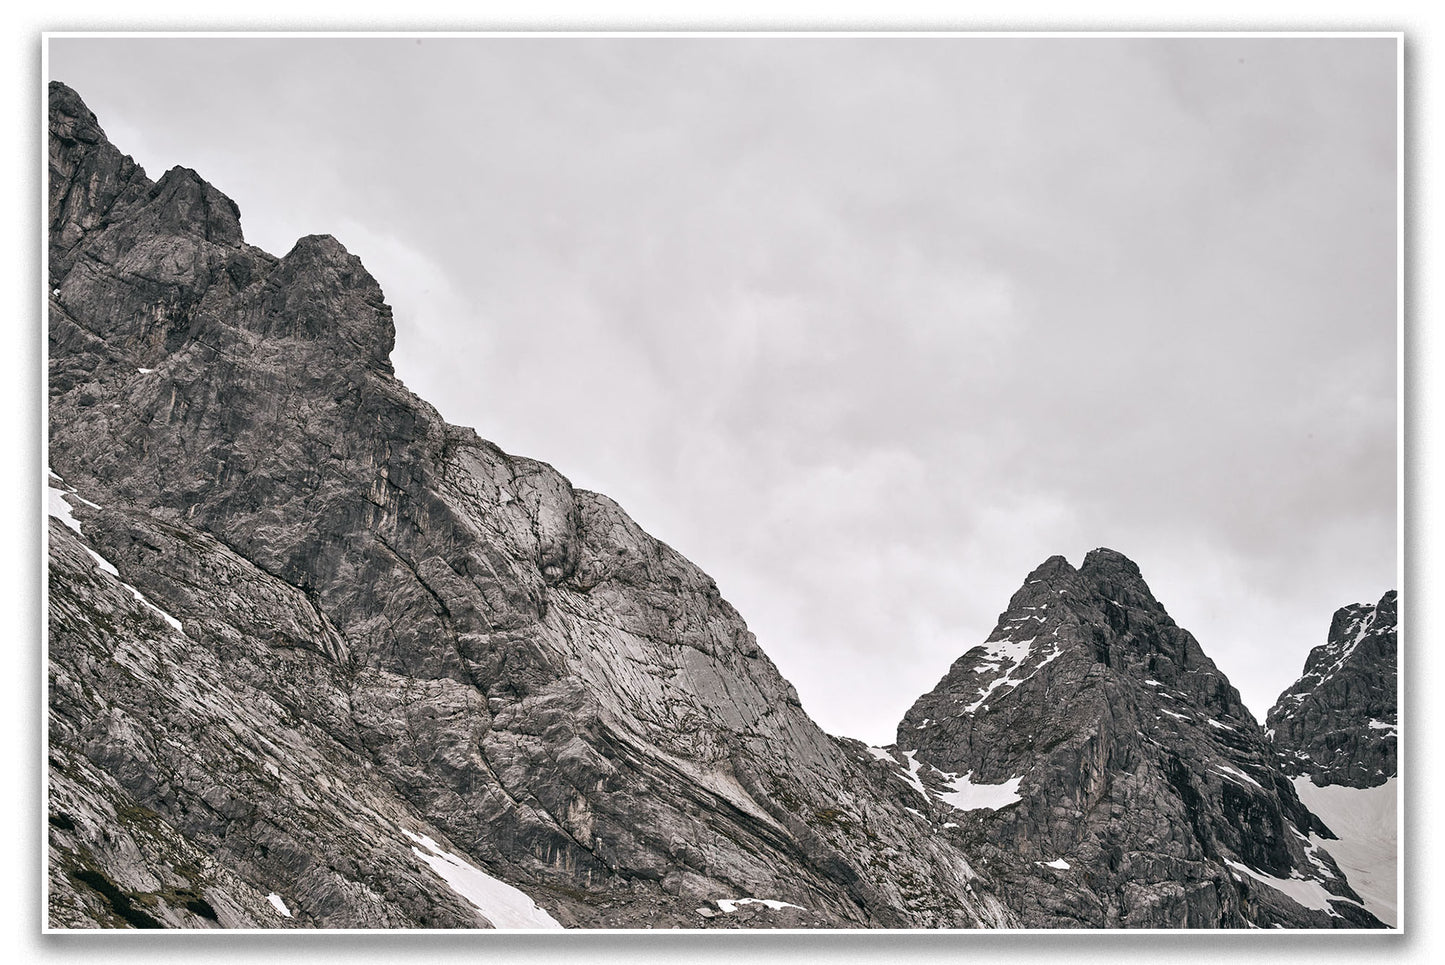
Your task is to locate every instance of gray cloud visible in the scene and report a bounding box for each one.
[49,36,1397,743]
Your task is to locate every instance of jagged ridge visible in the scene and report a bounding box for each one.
[893,548,1383,928]
[1266,591,1397,789]
[46,81,1014,930]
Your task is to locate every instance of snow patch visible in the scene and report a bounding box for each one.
[714,897,805,913]
[50,475,181,630]
[267,893,293,918]
[976,636,1036,666]
[1037,858,1070,870]
[964,636,1038,713]
[403,830,562,929]
[47,481,84,535]
[896,751,932,801]
[1214,763,1264,790]
[1223,859,1354,916]
[1291,777,1397,926]
[935,771,1023,812]
[1031,641,1065,673]
[1297,612,1380,691]
[878,748,1023,816]
[82,546,185,632]
[85,547,120,577]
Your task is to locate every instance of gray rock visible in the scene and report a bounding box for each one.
[895,549,1383,928]
[46,81,1011,930]
[1266,592,1397,788]
[47,78,1387,932]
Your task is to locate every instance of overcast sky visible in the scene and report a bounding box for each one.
[48,36,1398,745]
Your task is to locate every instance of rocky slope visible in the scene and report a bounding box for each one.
[45,79,1392,932]
[46,80,1014,930]
[892,550,1384,928]
[1264,592,1399,926]
[1266,592,1398,788]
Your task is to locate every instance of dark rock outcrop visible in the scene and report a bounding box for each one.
[1266,592,1397,789]
[47,81,1013,930]
[894,549,1383,928]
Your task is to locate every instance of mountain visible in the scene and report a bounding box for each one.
[46,80,1013,930]
[45,80,1390,932]
[1266,592,1398,788]
[1265,592,1399,926]
[891,550,1384,928]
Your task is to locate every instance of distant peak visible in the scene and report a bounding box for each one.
[1078,547,1164,615]
[1026,554,1076,581]
[1079,547,1141,576]
[158,164,204,183]
[286,233,353,261]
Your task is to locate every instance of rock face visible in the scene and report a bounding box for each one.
[46,81,1015,930]
[46,80,1392,932]
[1263,591,1399,927]
[1266,592,1398,789]
[894,550,1384,928]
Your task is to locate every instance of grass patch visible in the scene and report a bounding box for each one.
[810,808,853,831]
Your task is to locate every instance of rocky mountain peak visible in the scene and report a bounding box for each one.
[48,82,151,264]
[47,82,1015,931]
[1078,546,1155,607]
[1262,590,1398,925]
[248,233,396,369]
[1373,588,1397,625]
[1267,590,1397,789]
[895,551,1380,928]
[1079,545,1143,577]
[44,80,1392,934]
[146,165,246,247]
[48,80,104,145]
[1028,552,1077,579]
[1001,553,1081,608]
[49,83,395,379]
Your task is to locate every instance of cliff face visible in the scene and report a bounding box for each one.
[45,80,1393,932]
[893,550,1382,928]
[1263,591,1399,927]
[1266,592,1398,789]
[46,81,1013,930]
